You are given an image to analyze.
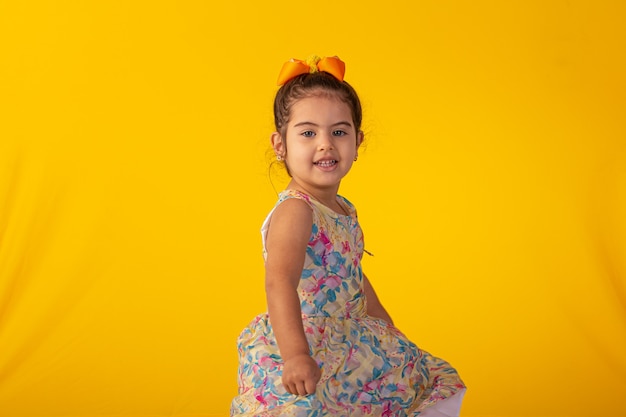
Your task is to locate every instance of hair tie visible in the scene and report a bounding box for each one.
[277,55,346,86]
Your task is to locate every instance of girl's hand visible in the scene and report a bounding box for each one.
[282,354,321,396]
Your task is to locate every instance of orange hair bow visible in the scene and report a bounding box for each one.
[277,55,346,85]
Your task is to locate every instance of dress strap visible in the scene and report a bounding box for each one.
[277,189,316,207]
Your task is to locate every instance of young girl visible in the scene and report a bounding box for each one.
[231,56,466,416]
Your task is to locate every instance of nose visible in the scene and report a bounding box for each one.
[317,132,334,150]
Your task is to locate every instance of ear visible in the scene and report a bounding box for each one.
[271,132,285,158]
[356,130,364,149]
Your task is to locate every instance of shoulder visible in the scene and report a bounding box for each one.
[267,191,314,235]
[265,195,313,254]
[272,197,313,223]
[337,194,355,209]
[337,194,358,217]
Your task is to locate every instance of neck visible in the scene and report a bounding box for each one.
[286,180,340,208]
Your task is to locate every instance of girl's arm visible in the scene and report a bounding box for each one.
[264,198,321,396]
[363,274,394,325]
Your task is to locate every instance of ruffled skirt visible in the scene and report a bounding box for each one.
[231,313,465,416]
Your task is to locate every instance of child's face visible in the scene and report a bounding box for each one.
[274,94,362,194]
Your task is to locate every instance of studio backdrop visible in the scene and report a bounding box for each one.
[1,1,625,416]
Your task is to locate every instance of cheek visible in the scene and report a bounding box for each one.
[341,142,358,155]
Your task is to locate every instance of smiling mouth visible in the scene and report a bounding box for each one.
[314,160,337,167]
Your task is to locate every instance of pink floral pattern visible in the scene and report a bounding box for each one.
[231,190,465,416]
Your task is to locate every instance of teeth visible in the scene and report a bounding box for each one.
[315,160,336,167]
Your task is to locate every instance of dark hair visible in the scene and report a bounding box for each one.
[273,72,363,137]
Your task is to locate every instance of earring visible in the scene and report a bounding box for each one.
[277,155,283,161]
[354,155,358,161]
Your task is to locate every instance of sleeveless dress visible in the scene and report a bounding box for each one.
[231,190,465,416]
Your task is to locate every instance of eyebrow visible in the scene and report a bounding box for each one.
[293,121,353,128]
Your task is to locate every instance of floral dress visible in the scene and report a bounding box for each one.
[231,190,465,416]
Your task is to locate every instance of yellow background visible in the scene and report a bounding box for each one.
[1,1,625,416]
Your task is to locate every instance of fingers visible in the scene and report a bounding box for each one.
[304,376,318,396]
[284,379,316,396]
[282,355,321,396]
[296,381,309,396]
[284,383,296,395]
